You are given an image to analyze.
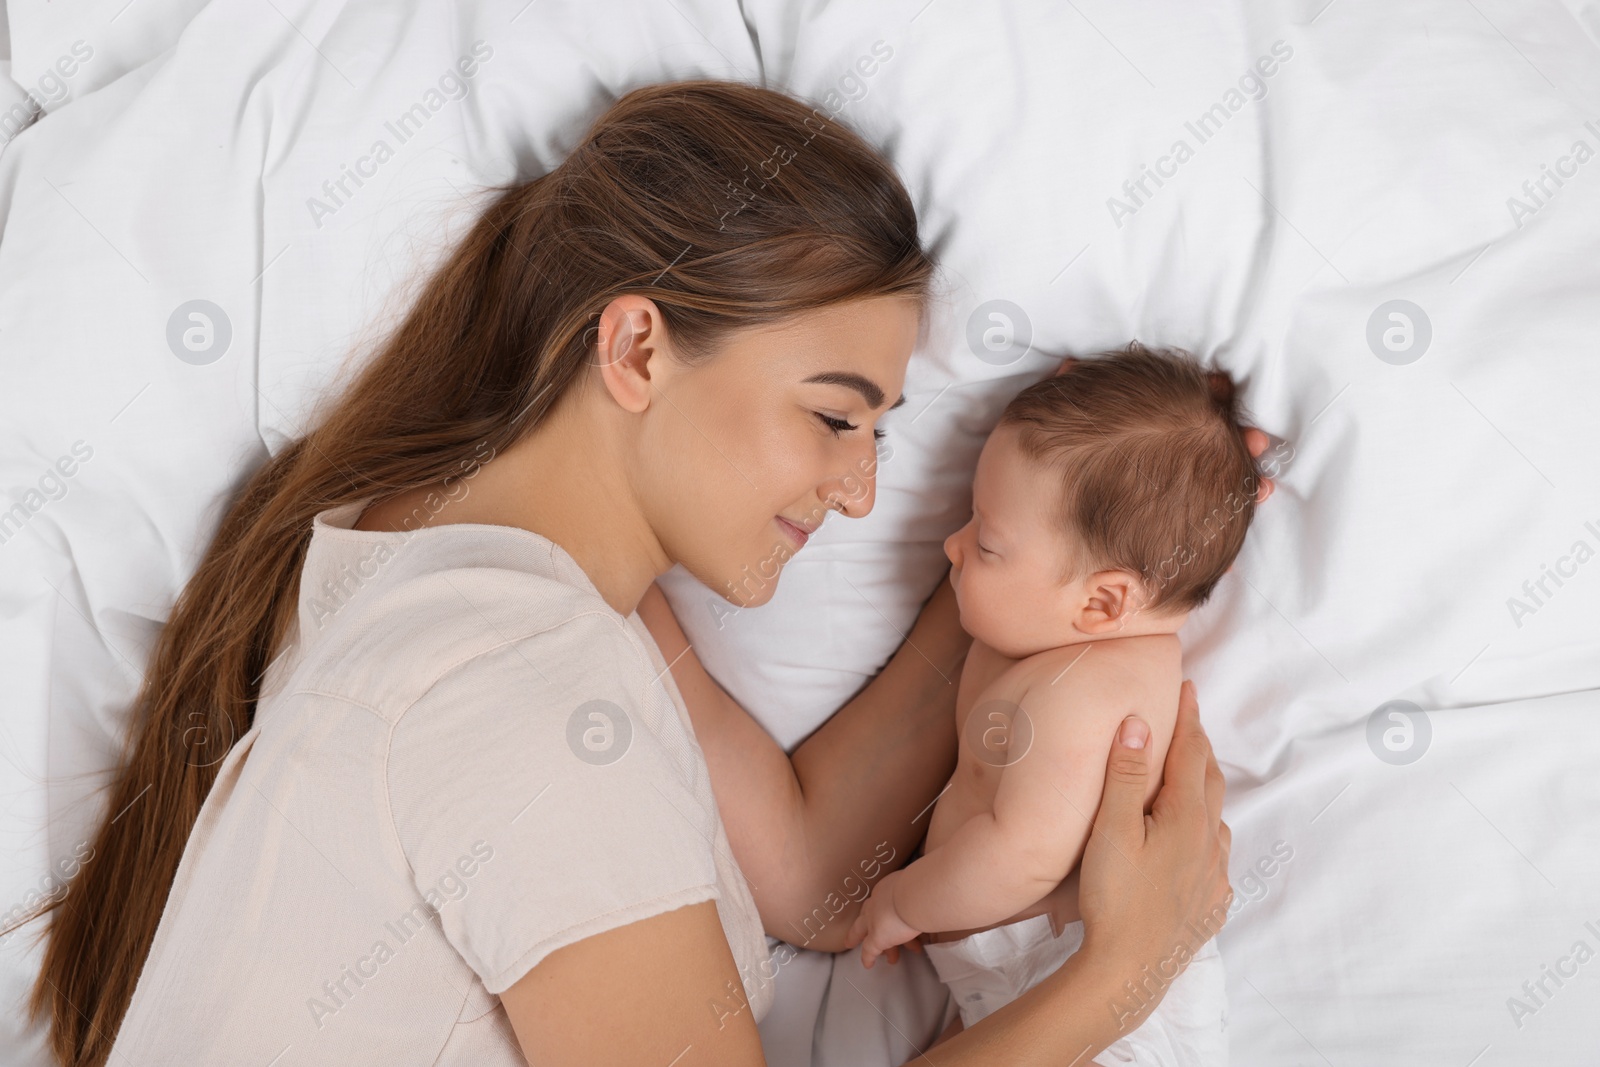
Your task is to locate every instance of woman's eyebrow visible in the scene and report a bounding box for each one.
[803,371,906,410]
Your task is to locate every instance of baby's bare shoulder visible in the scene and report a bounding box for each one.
[1016,635,1182,730]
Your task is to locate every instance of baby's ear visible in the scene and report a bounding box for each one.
[1078,569,1144,633]
[1052,356,1081,377]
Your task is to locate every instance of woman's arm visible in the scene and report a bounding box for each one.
[637,571,970,954]
[498,682,1233,1067]
[500,901,766,1066]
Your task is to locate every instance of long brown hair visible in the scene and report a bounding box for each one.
[6,79,933,1066]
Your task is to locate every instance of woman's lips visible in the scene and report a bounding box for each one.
[775,516,810,549]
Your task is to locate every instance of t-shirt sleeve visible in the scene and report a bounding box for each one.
[384,611,722,995]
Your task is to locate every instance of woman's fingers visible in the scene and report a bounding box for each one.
[1205,746,1226,830]
[1076,685,1233,983]
[1092,715,1153,851]
[1155,681,1211,821]
[1218,819,1235,915]
[1170,682,1233,926]
[1241,425,1280,505]
[1193,682,1222,822]
[1075,714,1154,962]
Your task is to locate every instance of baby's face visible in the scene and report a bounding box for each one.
[944,424,1084,658]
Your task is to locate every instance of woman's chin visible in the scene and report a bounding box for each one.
[726,583,776,610]
[690,560,783,610]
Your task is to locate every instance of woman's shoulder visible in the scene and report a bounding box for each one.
[284,545,656,726]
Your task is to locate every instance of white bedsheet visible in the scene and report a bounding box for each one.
[2,1,1598,1065]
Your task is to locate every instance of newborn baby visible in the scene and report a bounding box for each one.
[844,342,1262,1065]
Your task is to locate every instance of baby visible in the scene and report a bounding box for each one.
[844,342,1262,1065]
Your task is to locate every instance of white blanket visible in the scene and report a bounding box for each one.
[3,1,1598,1064]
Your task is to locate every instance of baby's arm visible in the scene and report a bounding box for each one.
[849,663,1136,963]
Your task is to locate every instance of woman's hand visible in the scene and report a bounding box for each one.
[1240,428,1276,503]
[844,870,924,969]
[1052,355,1277,503]
[1074,681,1232,1022]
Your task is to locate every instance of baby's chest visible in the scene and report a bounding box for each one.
[952,639,1020,735]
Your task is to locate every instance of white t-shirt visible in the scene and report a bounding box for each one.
[109,501,774,1063]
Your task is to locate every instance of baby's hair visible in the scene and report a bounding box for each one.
[998,341,1263,615]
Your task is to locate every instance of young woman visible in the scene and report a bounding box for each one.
[11,81,1243,1066]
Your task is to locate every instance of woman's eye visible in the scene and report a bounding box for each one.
[816,412,887,441]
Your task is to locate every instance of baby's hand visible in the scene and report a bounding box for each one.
[844,871,923,969]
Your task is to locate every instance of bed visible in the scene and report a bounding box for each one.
[3,1,1598,1063]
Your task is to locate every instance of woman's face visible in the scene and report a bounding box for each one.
[638,295,919,607]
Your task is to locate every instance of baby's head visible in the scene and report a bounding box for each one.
[945,342,1263,658]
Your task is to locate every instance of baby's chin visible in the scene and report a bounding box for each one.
[963,605,1095,660]
[959,609,1027,656]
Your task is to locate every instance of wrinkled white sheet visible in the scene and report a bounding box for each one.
[3,1,1598,1064]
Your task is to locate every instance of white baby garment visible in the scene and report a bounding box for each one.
[923,913,1228,1066]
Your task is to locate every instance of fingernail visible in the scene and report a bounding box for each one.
[1119,716,1149,750]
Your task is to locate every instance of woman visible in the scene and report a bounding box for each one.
[13,81,1242,1066]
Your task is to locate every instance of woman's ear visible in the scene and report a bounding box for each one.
[1075,569,1148,634]
[593,295,669,414]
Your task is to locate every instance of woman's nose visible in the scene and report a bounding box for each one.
[821,452,878,518]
